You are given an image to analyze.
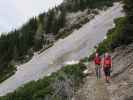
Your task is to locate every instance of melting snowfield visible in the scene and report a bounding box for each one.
[0,3,124,96]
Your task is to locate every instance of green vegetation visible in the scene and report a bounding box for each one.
[0,64,16,83]
[62,0,114,12]
[0,63,86,100]
[123,0,133,44]
[97,17,127,55]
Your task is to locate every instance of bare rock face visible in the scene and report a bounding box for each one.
[107,44,133,100]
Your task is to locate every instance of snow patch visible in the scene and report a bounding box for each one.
[64,60,80,65]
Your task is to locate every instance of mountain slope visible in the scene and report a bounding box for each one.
[0,0,115,83]
[74,0,133,99]
[0,2,124,96]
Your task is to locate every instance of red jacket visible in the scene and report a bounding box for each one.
[94,56,101,65]
[103,56,112,68]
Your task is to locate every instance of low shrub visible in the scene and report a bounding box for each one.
[0,63,86,100]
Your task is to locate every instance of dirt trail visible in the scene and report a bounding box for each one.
[73,63,111,100]
[95,79,110,100]
[73,78,111,100]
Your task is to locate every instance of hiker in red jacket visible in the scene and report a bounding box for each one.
[102,52,112,83]
[94,52,101,79]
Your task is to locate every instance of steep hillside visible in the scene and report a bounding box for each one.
[0,2,124,98]
[0,0,133,99]
[97,0,133,54]
[74,0,133,99]
[0,0,115,82]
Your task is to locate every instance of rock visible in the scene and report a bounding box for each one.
[83,69,93,75]
[129,67,133,74]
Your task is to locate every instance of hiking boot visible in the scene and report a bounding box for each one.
[106,80,110,84]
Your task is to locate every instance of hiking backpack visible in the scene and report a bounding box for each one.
[94,56,101,65]
[104,56,112,67]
